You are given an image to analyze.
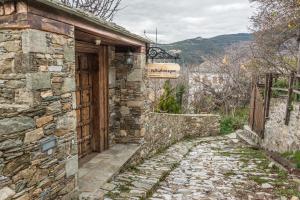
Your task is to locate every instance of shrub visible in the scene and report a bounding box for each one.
[220,108,249,135]
[272,78,288,98]
[157,80,185,114]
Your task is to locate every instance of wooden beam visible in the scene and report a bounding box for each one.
[16,1,28,13]
[0,13,29,29]
[75,41,100,54]
[271,87,289,92]
[0,4,4,16]
[27,1,146,46]
[293,90,300,95]
[27,13,73,37]
[4,2,15,15]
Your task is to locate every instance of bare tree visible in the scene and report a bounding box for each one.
[250,0,300,72]
[60,0,122,21]
[189,42,253,114]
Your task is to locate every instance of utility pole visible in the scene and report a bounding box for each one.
[156,27,158,46]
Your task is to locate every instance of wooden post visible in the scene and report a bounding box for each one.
[285,73,295,125]
[297,32,300,111]
[252,85,257,130]
[264,74,269,111]
[264,73,273,119]
[98,46,109,152]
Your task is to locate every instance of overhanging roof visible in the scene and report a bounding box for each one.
[33,0,150,44]
[29,0,150,43]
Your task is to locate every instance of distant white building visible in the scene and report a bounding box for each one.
[188,62,228,112]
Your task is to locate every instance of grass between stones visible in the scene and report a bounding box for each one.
[215,145,300,198]
[105,139,199,199]
[145,162,180,199]
[281,151,300,169]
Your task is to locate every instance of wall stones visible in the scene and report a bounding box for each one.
[48,65,63,72]
[0,139,22,151]
[24,128,44,144]
[56,111,76,136]
[26,72,51,90]
[36,115,53,128]
[21,30,47,54]
[127,68,143,82]
[262,99,300,153]
[0,186,15,200]
[0,116,35,135]
[109,52,147,144]
[140,113,220,159]
[0,28,77,199]
[61,77,76,93]
[65,155,78,178]
[46,101,62,114]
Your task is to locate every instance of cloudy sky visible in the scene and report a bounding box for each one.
[114,0,256,44]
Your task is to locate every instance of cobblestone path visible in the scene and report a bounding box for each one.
[104,134,300,200]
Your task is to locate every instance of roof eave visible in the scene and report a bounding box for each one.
[34,0,151,44]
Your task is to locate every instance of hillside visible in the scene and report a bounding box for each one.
[159,33,253,64]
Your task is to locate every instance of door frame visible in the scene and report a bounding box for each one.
[75,41,109,154]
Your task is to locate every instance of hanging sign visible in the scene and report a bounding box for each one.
[147,63,180,79]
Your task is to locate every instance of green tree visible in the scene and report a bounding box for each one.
[176,84,186,110]
[157,80,182,114]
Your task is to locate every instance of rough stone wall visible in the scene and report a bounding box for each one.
[109,52,147,144]
[0,29,78,199]
[135,112,220,160]
[263,98,300,153]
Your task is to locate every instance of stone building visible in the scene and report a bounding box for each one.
[0,0,149,199]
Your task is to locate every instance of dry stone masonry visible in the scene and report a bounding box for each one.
[0,29,78,199]
[0,1,149,199]
[137,113,220,160]
[242,98,300,153]
[263,99,300,153]
[108,51,147,145]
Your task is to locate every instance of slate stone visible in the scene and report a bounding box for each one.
[127,69,143,82]
[61,77,76,93]
[56,111,76,133]
[22,30,47,53]
[24,128,44,144]
[0,139,22,151]
[0,187,15,200]
[0,116,35,135]
[66,155,78,177]
[5,80,25,89]
[48,66,63,72]
[26,72,51,90]
[46,101,62,114]
[64,44,75,62]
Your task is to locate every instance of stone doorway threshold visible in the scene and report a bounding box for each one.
[78,144,140,197]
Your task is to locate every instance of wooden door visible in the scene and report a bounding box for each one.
[75,46,109,159]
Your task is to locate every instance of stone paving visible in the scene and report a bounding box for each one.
[103,134,300,200]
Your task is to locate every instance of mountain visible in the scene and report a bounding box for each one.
[159,33,253,65]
